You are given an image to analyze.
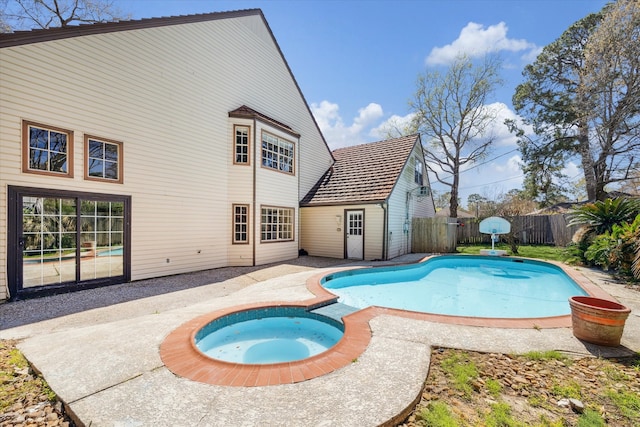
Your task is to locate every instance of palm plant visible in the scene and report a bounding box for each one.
[567,198,640,236]
[566,198,640,276]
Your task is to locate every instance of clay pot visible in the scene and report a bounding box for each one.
[569,296,631,347]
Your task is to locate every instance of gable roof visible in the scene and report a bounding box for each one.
[229,105,300,138]
[301,134,421,206]
[0,9,261,47]
[1,8,334,162]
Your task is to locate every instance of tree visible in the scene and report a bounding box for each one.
[410,55,504,218]
[466,193,485,217]
[432,190,452,211]
[511,1,640,202]
[1,0,128,32]
[617,170,640,196]
[494,189,538,254]
[581,0,640,196]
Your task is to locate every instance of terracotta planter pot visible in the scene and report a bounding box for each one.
[569,296,631,347]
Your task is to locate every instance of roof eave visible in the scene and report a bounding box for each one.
[0,9,262,48]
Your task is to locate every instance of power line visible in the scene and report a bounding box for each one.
[457,147,520,175]
[460,174,524,189]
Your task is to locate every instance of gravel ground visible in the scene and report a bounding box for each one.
[401,348,640,426]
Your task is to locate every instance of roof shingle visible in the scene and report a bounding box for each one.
[301,134,420,206]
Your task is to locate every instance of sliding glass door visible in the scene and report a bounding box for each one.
[8,186,130,299]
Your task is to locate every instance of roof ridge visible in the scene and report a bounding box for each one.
[0,9,262,48]
[332,133,419,153]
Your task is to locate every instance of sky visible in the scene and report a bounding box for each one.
[115,0,609,207]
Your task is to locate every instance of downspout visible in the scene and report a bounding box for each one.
[252,119,257,266]
[297,135,300,256]
[405,191,411,255]
[381,201,388,260]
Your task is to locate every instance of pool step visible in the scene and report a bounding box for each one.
[311,303,359,322]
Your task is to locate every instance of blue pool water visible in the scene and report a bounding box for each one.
[322,256,588,318]
[195,307,344,364]
[98,247,123,256]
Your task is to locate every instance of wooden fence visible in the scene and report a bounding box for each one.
[412,215,580,253]
[412,217,458,253]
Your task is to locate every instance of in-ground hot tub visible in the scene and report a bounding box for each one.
[160,302,371,387]
[194,306,344,364]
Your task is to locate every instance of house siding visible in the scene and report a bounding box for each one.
[0,13,333,300]
[386,143,436,259]
[253,124,300,265]
[300,204,384,260]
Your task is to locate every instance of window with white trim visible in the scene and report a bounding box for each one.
[414,157,424,185]
[234,125,250,164]
[22,121,73,177]
[85,136,123,183]
[233,204,249,244]
[261,132,294,174]
[261,207,294,242]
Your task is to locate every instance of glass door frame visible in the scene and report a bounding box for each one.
[7,185,131,300]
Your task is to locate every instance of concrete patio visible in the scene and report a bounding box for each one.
[1,255,638,427]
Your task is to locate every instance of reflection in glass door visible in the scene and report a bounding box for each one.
[22,197,78,287]
[80,200,124,281]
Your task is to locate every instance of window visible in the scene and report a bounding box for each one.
[233,204,249,244]
[261,206,294,242]
[261,132,294,174]
[414,157,424,185]
[85,136,123,183]
[22,121,73,177]
[234,125,250,164]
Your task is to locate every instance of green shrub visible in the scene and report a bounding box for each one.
[584,214,640,277]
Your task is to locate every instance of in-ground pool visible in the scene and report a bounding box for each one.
[321,255,588,318]
[194,306,344,364]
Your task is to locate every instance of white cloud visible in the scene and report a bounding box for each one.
[561,161,581,181]
[370,113,415,139]
[426,22,538,65]
[351,103,384,133]
[311,101,384,149]
[484,102,533,147]
[494,154,523,174]
[521,45,543,63]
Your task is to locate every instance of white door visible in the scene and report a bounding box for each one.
[346,210,364,259]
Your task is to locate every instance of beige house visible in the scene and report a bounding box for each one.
[0,10,334,300]
[300,135,436,260]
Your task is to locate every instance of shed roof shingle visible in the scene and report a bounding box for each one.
[301,134,421,206]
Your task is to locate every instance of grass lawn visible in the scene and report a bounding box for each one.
[456,244,566,262]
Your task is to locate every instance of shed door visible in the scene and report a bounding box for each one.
[346,210,364,259]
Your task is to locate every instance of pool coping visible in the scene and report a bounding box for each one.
[306,255,614,329]
[160,296,375,387]
[160,254,616,387]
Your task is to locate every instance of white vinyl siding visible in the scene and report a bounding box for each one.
[300,205,384,260]
[0,13,332,299]
[387,143,436,259]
